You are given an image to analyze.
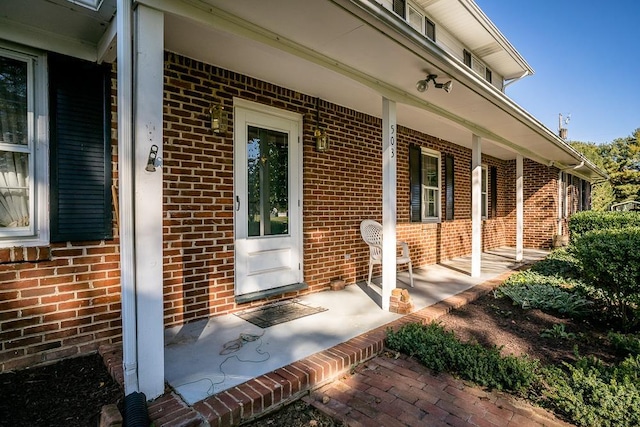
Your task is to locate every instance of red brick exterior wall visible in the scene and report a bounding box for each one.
[160,53,552,327]
[0,51,559,373]
[0,69,122,372]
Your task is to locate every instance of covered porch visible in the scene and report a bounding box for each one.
[160,247,547,411]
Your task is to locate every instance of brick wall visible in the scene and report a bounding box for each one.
[0,51,561,373]
[0,70,122,373]
[160,53,538,328]
[522,160,560,247]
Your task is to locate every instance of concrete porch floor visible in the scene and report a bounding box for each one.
[101,247,549,426]
[116,248,548,426]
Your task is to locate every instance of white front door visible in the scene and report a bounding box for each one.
[234,100,303,297]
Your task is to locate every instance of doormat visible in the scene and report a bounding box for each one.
[236,300,327,329]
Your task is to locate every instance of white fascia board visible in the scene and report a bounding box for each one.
[458,0,534,76]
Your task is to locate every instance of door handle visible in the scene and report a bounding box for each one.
[236,195,240,211]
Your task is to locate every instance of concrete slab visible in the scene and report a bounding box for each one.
[163,247,547,405]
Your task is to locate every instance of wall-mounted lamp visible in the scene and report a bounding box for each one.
[416,74,453,93]
[210,104,228,134]
[314,97,329,152]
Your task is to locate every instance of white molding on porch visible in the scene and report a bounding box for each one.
[133,4,165,400]
[117,0,138,396]
[516,154,524,262]
[471,135,482,278]
[381,98,397,311]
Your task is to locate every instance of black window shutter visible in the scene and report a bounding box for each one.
[49,53,112,242]
[445,155,454,220]
[393,0,406,17]
[409,144,421,222]
[490,166,497,218]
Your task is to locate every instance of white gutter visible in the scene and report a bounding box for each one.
[116,0,139,394]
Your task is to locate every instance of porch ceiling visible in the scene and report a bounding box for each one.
[0,0,605,180]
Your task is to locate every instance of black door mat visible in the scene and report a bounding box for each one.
[236,300,327,329]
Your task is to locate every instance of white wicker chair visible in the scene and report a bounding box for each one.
[360,219,414,287]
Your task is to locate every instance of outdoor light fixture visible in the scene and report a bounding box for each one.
[416,74,453,93]
[210,104,228,134]
[314,97,329,152]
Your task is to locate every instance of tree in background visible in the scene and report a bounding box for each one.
[570,128,640,211]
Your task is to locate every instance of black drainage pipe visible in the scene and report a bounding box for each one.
[123,391,149,427]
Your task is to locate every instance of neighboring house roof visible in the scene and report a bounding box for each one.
[0,0,606,181]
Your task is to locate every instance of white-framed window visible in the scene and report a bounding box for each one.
[407,2,436,41]
[0,44,48,246]
[421,148,441,221]
[481,165,488,218]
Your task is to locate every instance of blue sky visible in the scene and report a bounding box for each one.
[475,0,640,145]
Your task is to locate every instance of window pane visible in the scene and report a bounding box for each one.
[425,19,436,41]
[0,56,28,146]
[408,6,422,31]
[247,126,289,237]
[422,155,438,187]
[0,151,29,227]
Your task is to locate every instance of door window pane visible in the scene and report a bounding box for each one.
[247,126,288,237]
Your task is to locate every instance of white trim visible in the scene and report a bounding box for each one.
[471,135,482,278]
[516,155,523,262]
[0,43,49,247]
[382,98,397,311]
[116,0,138,396]
[420,147,441,222]
[133,4,165,400]
[481,164,488,219]
[233,98,304,295]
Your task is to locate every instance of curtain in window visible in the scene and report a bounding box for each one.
[0,55,29,228]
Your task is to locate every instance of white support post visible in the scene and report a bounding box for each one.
[471,135,482,278]
[116,0,138,396]
[133,4,165,400]
[381,98,397,311]
[557,171,564,236]
[516,155,524,262]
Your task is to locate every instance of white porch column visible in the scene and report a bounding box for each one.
[116,0,137,396]
[516,155,524,262]
[133,4,165,400]
[381,98,397,311]
[471,135,482,277]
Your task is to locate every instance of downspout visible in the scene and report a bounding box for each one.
[117,0,139,394]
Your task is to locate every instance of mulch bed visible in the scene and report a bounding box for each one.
[0,353,122,427]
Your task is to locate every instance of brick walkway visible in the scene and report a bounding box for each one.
[305,354,573,427]
[101,268,575,426]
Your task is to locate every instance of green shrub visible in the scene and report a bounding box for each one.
[385,322,539,393]
[543,355,640,427]
[608,332,640,356]
[572,227,640,330]
[568,211,640,242]
[529,248,583,280]
[496,271,592,316]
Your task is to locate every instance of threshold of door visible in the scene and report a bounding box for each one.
[235,282,308,304]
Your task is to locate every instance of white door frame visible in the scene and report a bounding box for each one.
[233,98,303,297]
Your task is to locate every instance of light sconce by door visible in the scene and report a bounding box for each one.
[314,97,329,152]
[416,74,453,93]
[209,104,228,134]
